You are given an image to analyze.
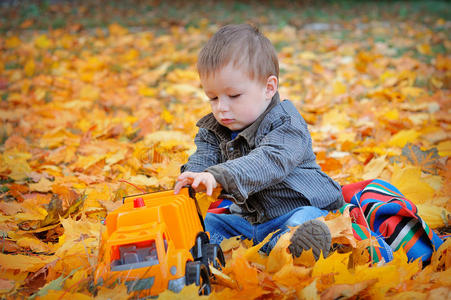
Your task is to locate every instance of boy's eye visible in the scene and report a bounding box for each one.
[209,97,218,101]
[230,94,241,98]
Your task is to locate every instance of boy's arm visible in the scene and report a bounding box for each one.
[206,115,311,204]
[181,127,221,173]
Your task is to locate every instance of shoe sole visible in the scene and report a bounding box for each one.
[288,219,331,260]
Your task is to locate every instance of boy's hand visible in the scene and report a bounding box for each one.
[174,171,217,196]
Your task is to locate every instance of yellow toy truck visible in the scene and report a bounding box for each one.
[94,187,225,297]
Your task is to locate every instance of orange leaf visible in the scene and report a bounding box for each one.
[231,248,260,288]
[324,209,356,247]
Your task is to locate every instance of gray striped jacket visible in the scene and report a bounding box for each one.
[181,93,344,224]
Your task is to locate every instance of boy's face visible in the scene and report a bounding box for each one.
[201,63,274,131]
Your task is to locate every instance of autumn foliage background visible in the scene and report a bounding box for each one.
[0,1,450,299]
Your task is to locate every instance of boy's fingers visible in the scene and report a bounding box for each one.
[174,177,192,194]
[206,182,212,196]
[173,182,182,194]
[191,176,201,189]
[177,172,193,180]
[174,180,186,194]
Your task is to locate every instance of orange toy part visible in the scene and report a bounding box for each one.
[95,187,209,297]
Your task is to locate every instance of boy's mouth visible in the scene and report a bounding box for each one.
[220,118,234,125]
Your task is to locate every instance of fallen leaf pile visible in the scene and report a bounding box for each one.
[0,1,450,299]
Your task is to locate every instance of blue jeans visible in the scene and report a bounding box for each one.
[205,206,329,254]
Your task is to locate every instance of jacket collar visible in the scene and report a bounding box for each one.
[196,92,281,146]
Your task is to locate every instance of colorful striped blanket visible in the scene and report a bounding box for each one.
[207,179,444,263]
[340,179,443,263]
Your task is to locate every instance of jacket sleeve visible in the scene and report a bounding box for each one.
[206,114,311,204]
[181,128,221,173]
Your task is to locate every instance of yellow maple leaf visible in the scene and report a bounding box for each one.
[64,269,89,291]
[165,83,203,98]
[5,36,20,48]
[128,174,158,188]
[39,128,78,149]
[333,81,347,95]
[244,234,271,267]
[272,263,311,289]
[312,251,350,278]
[220,236,242,252]
[138,85,157,97]
[24,59,35,77]
[144,130,191,145]
[29,177,54,193]
[321,108,350,131]
[416,44,432,55]
[37,290,92,300]
[389,130,420,148]
[35,34,52,49]
[320,279,378,300]
[401,86,426,98]
[293,248,316,268]
[210,267,238,289]
[161,109,174,123]
[105,150,127,165]
[79,84,100,101]
[362,155,388,180]
[54,217,102,271]
[122,49,139,61]
[0,253,56,272]
[437,140,451,157]
[391,165,435,204]
[72,154,106,171]
[194,188,221,218]
[83,187,109,214]
[166,69,199,83]
[158,284,200,300]
[416,204,449,229]
[266,229,293,273]
[108,23,128,36]
[1,150,32,181]
[384,109,400,121]
[14,205,48,222]
[297,278,319,300]
[16,236,53,253]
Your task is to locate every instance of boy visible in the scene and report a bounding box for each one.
[174,24,344,259]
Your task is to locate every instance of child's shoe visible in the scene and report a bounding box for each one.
[288,219,331,260]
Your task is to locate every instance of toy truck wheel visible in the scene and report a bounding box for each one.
[185,261,211,295]
[201,243,226,270]
[191,232,210,260]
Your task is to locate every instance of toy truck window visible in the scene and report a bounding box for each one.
[111,240,159,272]
[163,234,168,253]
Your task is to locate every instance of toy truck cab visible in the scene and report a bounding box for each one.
[95,188,224,297]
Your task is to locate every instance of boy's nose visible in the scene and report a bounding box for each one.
[217,97,230,111]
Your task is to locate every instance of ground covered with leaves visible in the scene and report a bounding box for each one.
[0,0,450,299]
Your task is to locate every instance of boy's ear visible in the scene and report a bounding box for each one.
[265,75,278,100]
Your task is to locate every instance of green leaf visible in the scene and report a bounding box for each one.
[30,267,80,299]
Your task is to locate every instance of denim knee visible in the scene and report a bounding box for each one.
[204,213,222,234]
[285,206,329,227]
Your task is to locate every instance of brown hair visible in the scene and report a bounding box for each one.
[197,24,279,84]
